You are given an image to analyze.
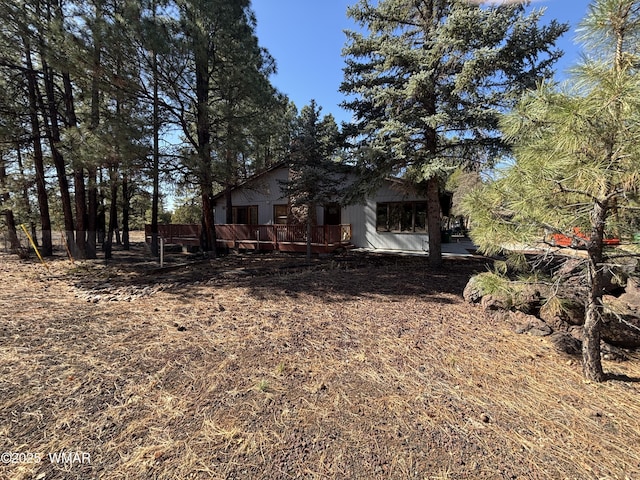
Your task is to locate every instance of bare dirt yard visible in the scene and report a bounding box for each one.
[1,236,640,480]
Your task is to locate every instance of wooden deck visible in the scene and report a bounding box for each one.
[145,224,352,253]
[216,224,352,253]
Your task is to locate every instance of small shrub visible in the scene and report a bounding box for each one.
[473,272,514,297]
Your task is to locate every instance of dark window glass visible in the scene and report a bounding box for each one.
[376,204,388,231]
[376,202,428,232]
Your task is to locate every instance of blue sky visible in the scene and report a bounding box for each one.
[251,0,593,125]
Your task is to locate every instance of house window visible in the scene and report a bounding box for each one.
[274,204,288,224]
[376,202,427,232]
[232,205,258,224]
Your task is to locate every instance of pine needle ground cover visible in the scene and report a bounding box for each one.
[1,239,639,479]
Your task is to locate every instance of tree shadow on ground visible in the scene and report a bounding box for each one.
[607,373,640,383]
[238,256,486,302]
[37,243,490,303]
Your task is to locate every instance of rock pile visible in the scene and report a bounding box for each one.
[464,259,640,355]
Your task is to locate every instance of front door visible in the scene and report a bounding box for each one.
[324,203,341,225]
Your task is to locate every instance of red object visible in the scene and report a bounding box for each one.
[551,227,620,248]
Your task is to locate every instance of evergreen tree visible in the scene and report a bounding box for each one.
[0,6,31,254]
[23,34,54,256]
[0,0,284,261]
[135,0,173,256]
[245,96,296,174]
[54,0,150,257]
[159,0,277,253]
[281,100,345,260]
[211,8,282,223]
[341,0,567,266]
[0,150,22,254]
[463,0,640,382]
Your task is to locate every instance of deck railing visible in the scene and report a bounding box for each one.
[215,224,352,249]
[145,224,201,245]
[145,223,352,252]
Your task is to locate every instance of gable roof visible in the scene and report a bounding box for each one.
[210,161,288,202]
[211,161,439,203]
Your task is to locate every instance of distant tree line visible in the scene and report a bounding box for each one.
[0,0,292,259]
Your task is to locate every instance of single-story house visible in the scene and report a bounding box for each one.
[210,163,448,253]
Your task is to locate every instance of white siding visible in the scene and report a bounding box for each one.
[213,168,289,224]
[343,181,430,252]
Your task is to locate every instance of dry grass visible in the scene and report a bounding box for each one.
[1,238,639,480]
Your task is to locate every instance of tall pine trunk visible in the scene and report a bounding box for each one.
[122,173,129,250]
[195,34,216,255]
[61,68,88,258]
[87,168,98,258]
[38,0,76,256]
[201,189,215,253]
[85,0,103,259]
[425,92,442,268]
[15,145,37,246]
[150,46,160,256]
[105,164,119,259]
[2,209,21,255]
[0,153,21,254]
[23,36,53,256]
[41,60,76,256]
[583,202,608,382]
[426,177,442,268]
[74,168,87,258]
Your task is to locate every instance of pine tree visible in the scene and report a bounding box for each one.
[464,0,640,382]
[159,0,280,253]
[211,6,281,223]
[23,35,54,256]
[135,0,173,256]
[281,100,345,260]
[0,150,22,254]
[0,0,284,260]
[341,0,567,266]
[244,97,295,175]
[0,4,31,255]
